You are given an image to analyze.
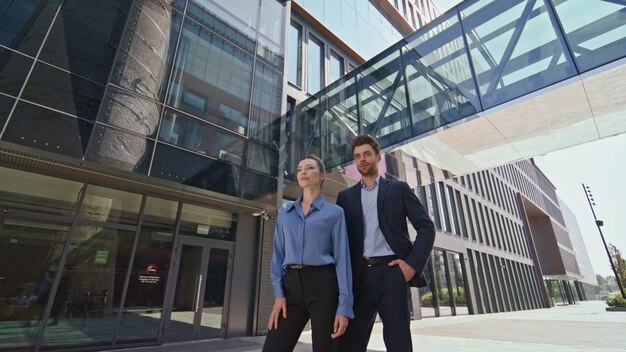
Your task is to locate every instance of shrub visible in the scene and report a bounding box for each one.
[420,288,467,306]
[421,292,433,306]
[606,292,626,307]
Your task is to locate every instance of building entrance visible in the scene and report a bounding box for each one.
[162,236,233,342]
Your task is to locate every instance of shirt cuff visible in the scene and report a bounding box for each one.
[272,283,285,299]
[336,304,354,319]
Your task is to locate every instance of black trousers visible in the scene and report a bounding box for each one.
[342,263,412,352]
[262,265,341,352]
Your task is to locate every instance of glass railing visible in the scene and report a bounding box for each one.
[286,0,625,177]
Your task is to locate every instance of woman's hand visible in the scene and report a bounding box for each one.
[267,297,287,330]
[331,315,349,339]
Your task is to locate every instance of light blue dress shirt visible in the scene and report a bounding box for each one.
[270,195,354,318]
[361,176,395,258]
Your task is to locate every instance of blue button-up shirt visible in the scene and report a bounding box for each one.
[361,176,394,258]
[270,195,354,318]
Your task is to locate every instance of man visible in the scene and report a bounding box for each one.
[336,135,436,352]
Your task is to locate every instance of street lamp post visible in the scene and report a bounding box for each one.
[582,183,626,299]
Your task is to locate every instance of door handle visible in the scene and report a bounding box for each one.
[196,274,203,312]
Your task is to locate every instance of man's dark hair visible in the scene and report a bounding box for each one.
[351,135,381,155]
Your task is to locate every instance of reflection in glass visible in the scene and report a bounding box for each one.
[0,0,61,56]
[21,63,105,121]
[200,248,229,334]
[257,0,286,70]
[297,0,401,59]
[318,77,359,169]
[0,48,33,97]
[187,1,255,54]
[85,123,154,174]
[111,2,181,102]
[151,143,240,196]
[288,22,302,86]
[427,184,442,230]
[307,36,323,93]
[167,19,253,135]
[193,0,258,40]
[0,166,84,216]
[159,109,245,165]
[330,51,344,83]
[38,0,131,84]
[250,62,281,146]
[0,219,69,350]
[297,98,321,163]
[97,86,162,139]
[179,203,237,241]
[2,101,93,159]
[41,226,135,349]
[103,2,181,176]
[80,185,143,225]
[117,197,176,344]
[247,142,278,176]
[242,170,278,206]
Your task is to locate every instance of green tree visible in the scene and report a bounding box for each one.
[609,244,626,290]
[597,274,611,292]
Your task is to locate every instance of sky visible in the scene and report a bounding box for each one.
[429,0,625,278]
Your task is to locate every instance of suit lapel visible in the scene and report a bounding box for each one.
[350,182,365,257]
[377,177,389,214]
[351,182,363,222]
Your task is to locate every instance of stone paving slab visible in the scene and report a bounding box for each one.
[106,301,626,352]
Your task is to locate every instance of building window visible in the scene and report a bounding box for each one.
[307,35,324,93]
[288,21,302,86]
[329,50,344,82]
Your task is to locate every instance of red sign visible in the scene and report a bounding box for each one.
[146,264,158,275]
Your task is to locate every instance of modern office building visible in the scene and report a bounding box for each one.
[0,0,619,351]
[560,198,598,299]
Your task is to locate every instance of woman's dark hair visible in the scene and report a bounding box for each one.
[351,135,381,155]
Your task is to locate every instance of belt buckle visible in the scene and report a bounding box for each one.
[363,257,373,268]
[292,264,305,269]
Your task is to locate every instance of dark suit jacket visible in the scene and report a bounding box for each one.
[336,177,436,288]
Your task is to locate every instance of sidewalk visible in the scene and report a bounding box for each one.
[109,301,626,352]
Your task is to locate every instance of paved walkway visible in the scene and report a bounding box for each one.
[108,301,626,352]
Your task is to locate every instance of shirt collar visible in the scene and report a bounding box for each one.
[361,175,381,191]
[287,194,326,212]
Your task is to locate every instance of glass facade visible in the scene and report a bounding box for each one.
[0,0,286,203]
[295,0,403,59]
[289,0,626,172]
[0,0,283,349]
[0,167,238,350]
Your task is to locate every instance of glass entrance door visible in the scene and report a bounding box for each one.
[163,236,232,342]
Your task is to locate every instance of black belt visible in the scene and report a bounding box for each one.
[287,264,308,269]
[363,255,397,267]
[286,264,333,270]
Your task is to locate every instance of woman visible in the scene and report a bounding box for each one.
[263,155,353,352]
